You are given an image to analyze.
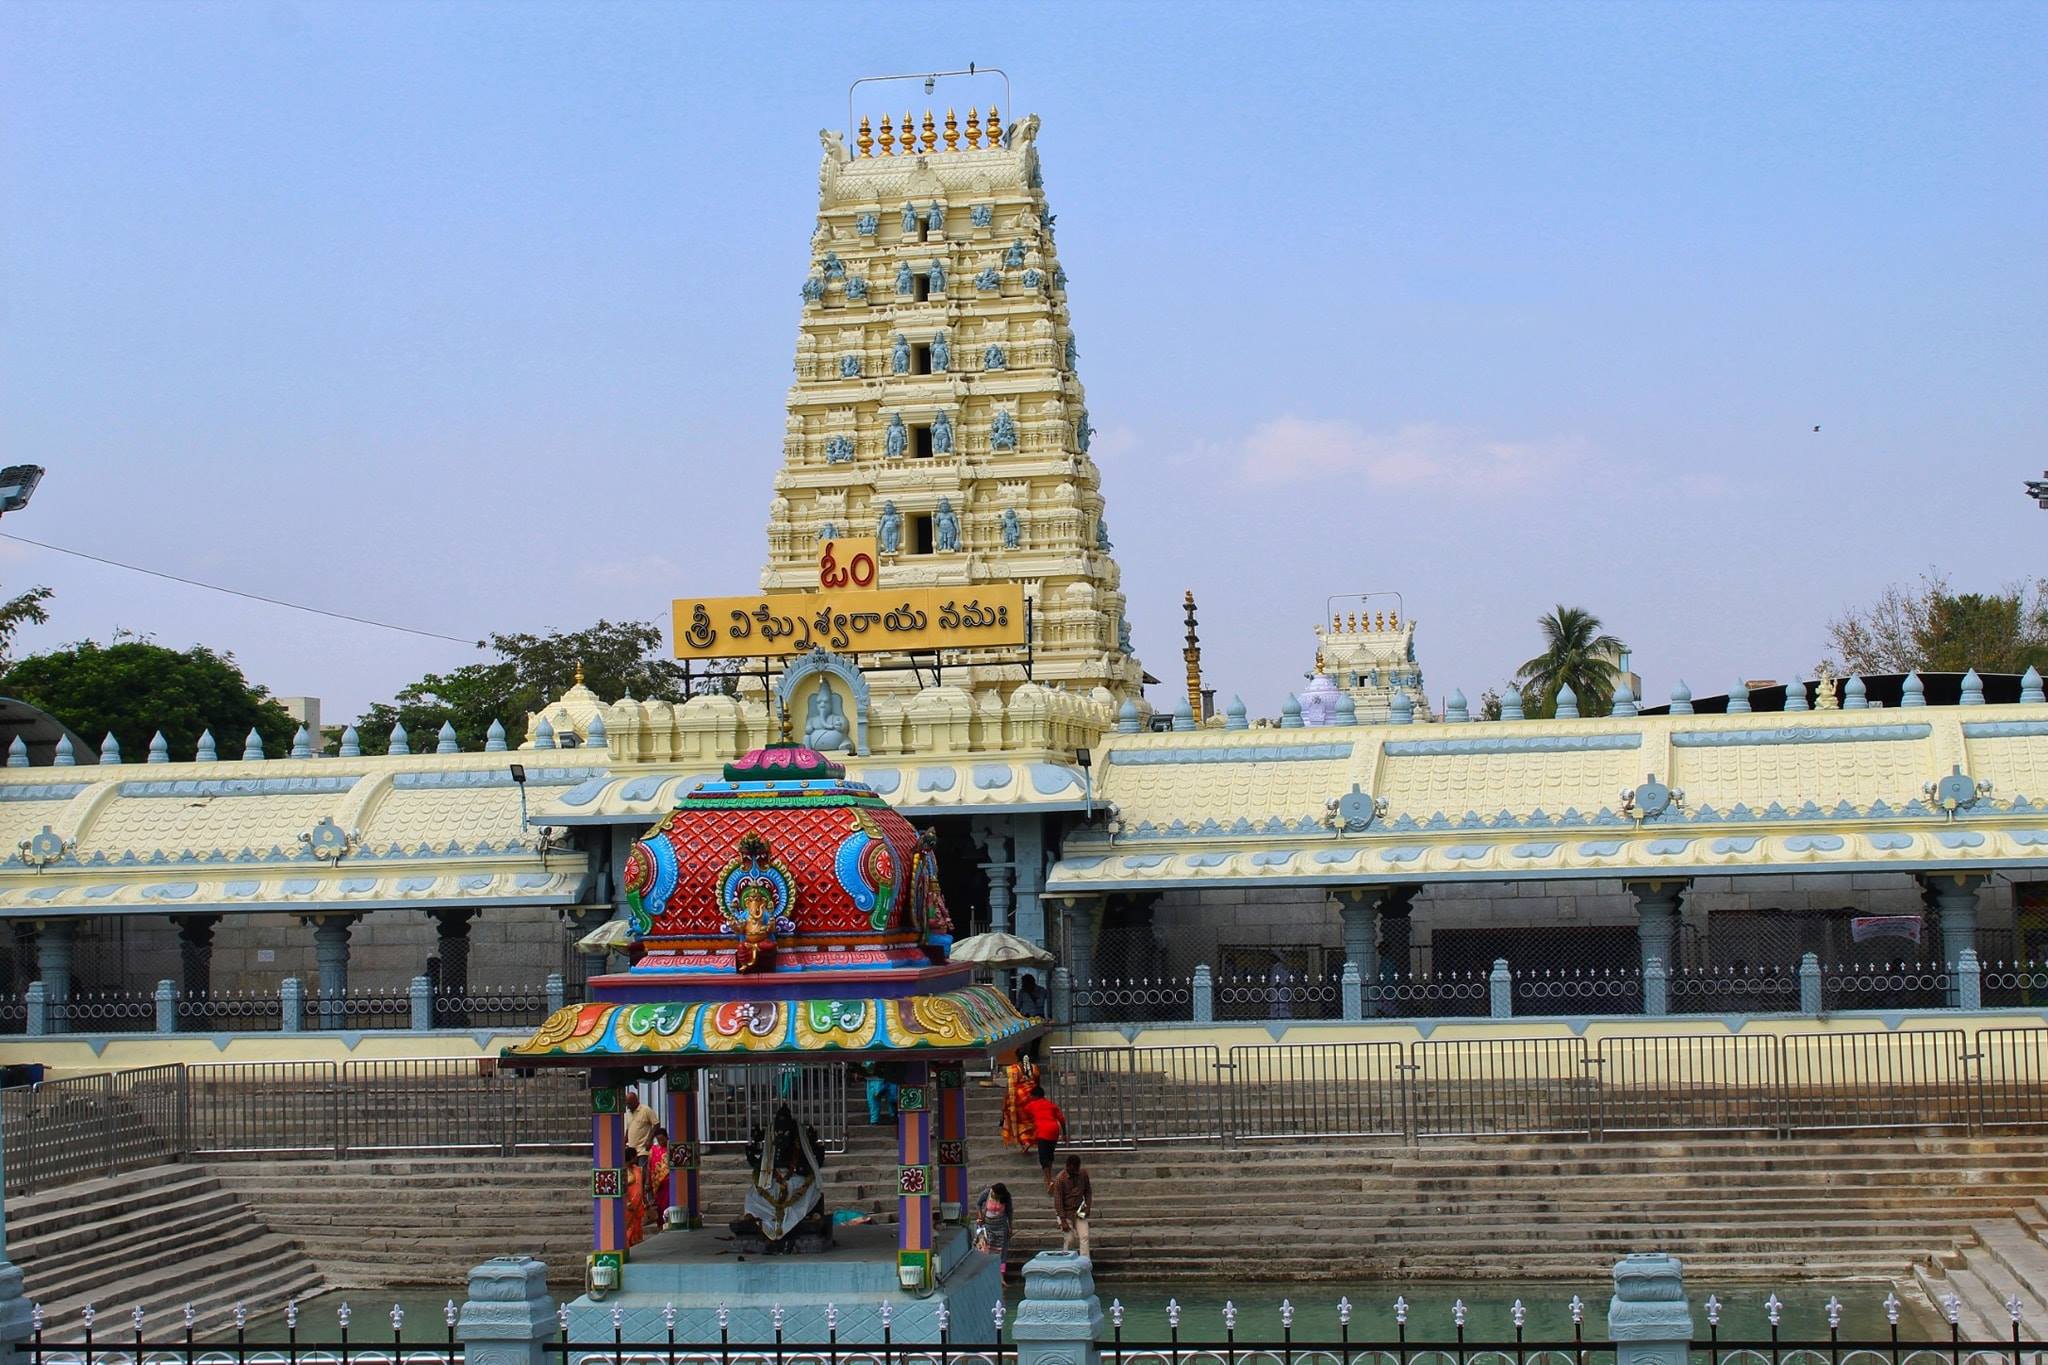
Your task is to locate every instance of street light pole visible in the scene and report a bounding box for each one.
[2026,470,2048,510]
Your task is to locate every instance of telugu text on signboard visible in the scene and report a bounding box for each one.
[671,583,1028,661]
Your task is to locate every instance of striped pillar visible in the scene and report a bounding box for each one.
[590,1075,628,1263]
[934,1063,969,1221]
[895,1061,934,1287]
[667,1069,703,1229]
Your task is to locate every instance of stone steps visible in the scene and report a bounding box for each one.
[1912,1207,2048,1339]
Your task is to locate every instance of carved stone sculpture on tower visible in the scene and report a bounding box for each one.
[935,498,960,552]
[877,501,903,554]
[1001,507,1022,549]
[932,411,954,454]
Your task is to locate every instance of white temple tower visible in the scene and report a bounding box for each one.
[761,107,1144,702]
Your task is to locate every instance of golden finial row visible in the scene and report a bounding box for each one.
[1330,611,1399,632]
[856,106,1002,157]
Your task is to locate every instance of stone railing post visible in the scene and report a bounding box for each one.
[23,984,44,1039]
[279,977,303,1034]
[458,1256,556,1365]
[1957,948,1982,1011]
[1050,966,1072,1027]
[410,974,434,1031]
[1799,953,1822,1015]
[1489,959,1512,1019]
[545,972,565,1015]
[1643,957,1668,1017]
[1341,961,1362,1021]
[155,979,177,1034]
[1608,1253,1693,1365]
[1011,1251,1103,1365]
[1191,964,1213,1024]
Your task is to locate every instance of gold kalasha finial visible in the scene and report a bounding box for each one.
[878,114,895,155]
[987,106,1001,145]
[1375,611,1386,631]
[944,107,959,150]
[921,110,937,153]
[574,658,585,687]
[1391,610,1399,629]
[1347,613,1357,632]
[1332,613,1342,632]
[965,107,981,148]
[902,111,914,154]
[857,116,873,158]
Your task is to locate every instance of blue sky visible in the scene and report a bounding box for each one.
[3,1,2043,723]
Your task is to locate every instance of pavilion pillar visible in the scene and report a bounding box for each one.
[975,818,1016,994]
[895,1061,935,1289]
[1627,880,1686,977]
[1921,873,1985,1007]
[1056,897,1098,1022]
[1333,888,1378,982]
[589,1072,629,1273]
[33,920,74,1036]
[175,914,221,998]
[432,907,474,995]
[934,1062,969,1222]
[299,913,357,1029]
[665,1070,703,1229]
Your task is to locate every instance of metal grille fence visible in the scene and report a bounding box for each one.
[1228,1041,1405,1139]
[1050,1045,1227,1146]
[702,1062,851,1153]
[1974,1025,2048,1128]
[1594,1033,1783,1134]
[1407,1036,1595,1138]
[1778,1029,1975,1131]
[174,990,283,1031]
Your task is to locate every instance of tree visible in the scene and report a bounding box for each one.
[1825,573,2048,677]
[2,637,297,761]
[352,619,710,753]
[0,585,52,669]
[1514,606,1625,718]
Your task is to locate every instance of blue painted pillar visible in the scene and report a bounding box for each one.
[1799,953,1822,1014]
[35,920,74,1036]
[1191,964,1214,1023]
[1378,887,1416,982]
[1922,874,1984,1007]
[1334,889,1378,986]
[457,1256,556,1365]
[155,979,177,1033]
[1012,816,1047,947]
[306,914,356,1029]
[1012,1251,1103,1365]
[1627,881,1686,981]
[1057,897,1097,1023]
[1608,1254,1693,1365]
[1489,959,1512,1018]
[1340,961,1363,1020]
[0,1086,36,1365]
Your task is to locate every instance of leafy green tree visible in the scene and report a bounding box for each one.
[1514,606,1625,718]
[2,637,296,761]
[352,619,711,754]
[0,585,52,669]
[1826,574,2048,677]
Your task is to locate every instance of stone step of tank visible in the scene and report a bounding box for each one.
[22,1211,280,1305]
[1911,1262,2017,1340]
[35,1233,323,1332]
[5,1168,227,1250]
[9,1177,244,1265]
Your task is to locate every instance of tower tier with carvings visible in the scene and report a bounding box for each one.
[764,108,1142,702]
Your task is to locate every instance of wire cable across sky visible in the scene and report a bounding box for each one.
[0,530,480,646]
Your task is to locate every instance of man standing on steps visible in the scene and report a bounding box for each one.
[1050,1153,1091,1259]
[1021,1083,1067,1189]
[624,1088,657,1158]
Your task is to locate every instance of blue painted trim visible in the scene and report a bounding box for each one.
[120,776,359,798]
[0,888,589,920]
[1383,734,1641,757]
[0,783,88,802]
[1672,723,1931,747]
[1962,720,2048,739]
[393,768,601,790]
[1105,743,1352,766]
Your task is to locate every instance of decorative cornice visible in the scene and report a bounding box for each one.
[1672,723,1931,748]
[1383,734,1640,756]
[119,776,359,798]
[1107,743,1352,766]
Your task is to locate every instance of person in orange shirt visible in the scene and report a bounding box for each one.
[1019,1084,1067,1190]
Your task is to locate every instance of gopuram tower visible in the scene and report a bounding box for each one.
[762,106,1144,703]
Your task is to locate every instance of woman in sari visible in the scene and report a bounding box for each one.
[623,1154,646,1247]
[647,1127,671,1227]
[1000,1052,1040,1152]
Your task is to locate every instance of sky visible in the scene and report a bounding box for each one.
[3,0,2044,724]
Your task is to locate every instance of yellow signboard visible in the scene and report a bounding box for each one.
[672,583,1028,661]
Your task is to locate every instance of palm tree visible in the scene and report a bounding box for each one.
[1515,606,1625,717]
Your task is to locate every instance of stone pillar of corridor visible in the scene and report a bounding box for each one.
[431,906,475,1025]
[33,919,74,1036]
[1011,816,1048,948]
[303,913,357,1030]
[895,1061,935,1288]
[175,913,221,997]
[1377,887,1417,980]
[1056,897,1099,1024]
[1921,873,1986,1007]
[975,817,1016,994]
[1628,880,1688,978]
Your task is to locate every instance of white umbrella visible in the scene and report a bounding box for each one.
[575,918,636,953]
[947,932,1054,967]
